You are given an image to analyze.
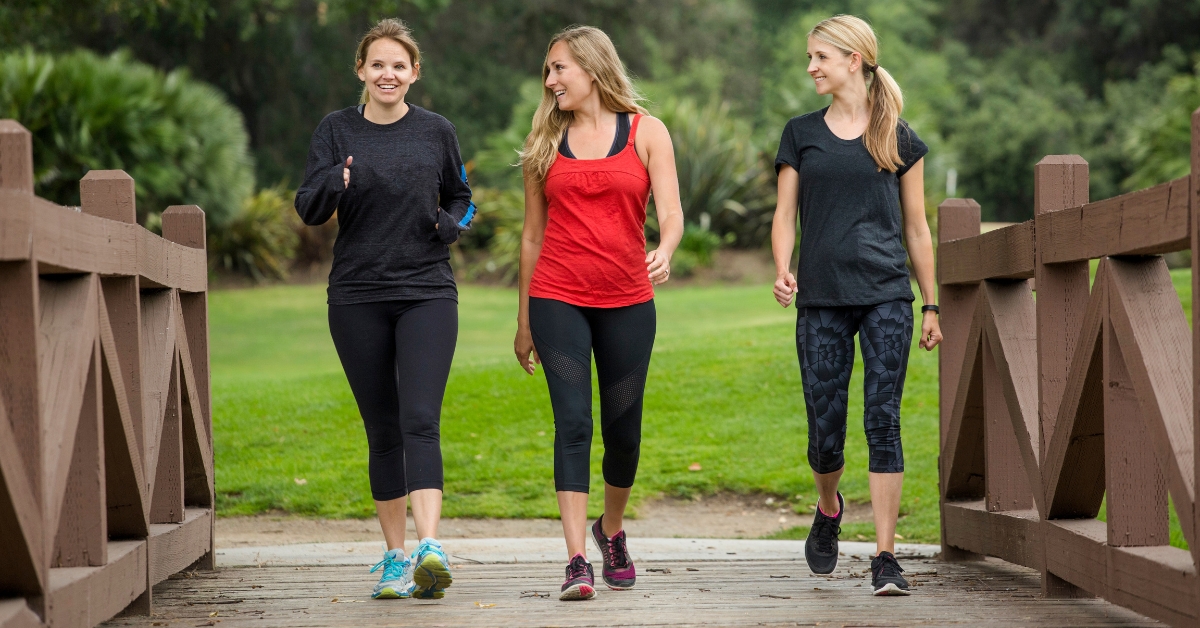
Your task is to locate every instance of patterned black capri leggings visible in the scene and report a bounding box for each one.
[797,300,913,474]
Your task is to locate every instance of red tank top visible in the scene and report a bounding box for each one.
[529,114,654,308]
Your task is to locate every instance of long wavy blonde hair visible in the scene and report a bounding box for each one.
[809,15,906,172]
[519,26,648,186]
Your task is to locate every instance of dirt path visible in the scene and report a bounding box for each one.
[216,493,874,547]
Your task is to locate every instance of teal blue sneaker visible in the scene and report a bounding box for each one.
[369,547,414,599]
[411,538,453,599]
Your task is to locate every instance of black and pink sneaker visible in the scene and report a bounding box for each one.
[559,553,596,601]
[591,516,636,590]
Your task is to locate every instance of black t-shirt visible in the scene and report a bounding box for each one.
[775,107,928,308]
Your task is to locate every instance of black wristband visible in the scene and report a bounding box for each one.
[921,304,939,314]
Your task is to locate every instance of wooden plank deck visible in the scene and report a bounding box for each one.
[102,557,1159,627]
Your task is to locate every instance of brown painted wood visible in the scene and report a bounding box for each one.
[147,508,210,585]
[149,353,183,525]
[1043,518,1108,597]
[53,342,108,568]
[138,289,176,494]
[33,202,138,277]
[99,278,142,464]
[160,206,206,251]
[0,599,40,628]
[938,221,1035,285]
[1034,155,1091,463]
[47,540,146,628]
[1107,545,1196,625]
[135,230,206,293]
[37,275,99,562]
[983,334,1035,512]
[1043,263,1107,519]
[981,280,1043,514]
[1190,106,1200,604]
[0,261,42,508]
[80,171,136,225]
[1106,257,1195,551]
[0,391,44,598]
[1104,317,1169,547]
[0,191,35,261]
[175,305,213,508]
[1038,177,1190,263]
[0,120,33,194]
[942,500,1043,569]
[98,289,149,539]
[942,300,986,500]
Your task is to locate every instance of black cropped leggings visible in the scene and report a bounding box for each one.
[529,297,656,493]
[328,298,457,501]
[797,300,913,475]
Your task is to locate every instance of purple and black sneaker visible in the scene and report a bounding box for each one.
[560,553,596,601]
[591,516,636,590]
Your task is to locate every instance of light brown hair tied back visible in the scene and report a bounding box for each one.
[809,15,905,172]
[355,18,422,105]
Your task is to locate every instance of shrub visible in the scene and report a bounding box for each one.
[208,186,299,282]
[0,48,254,225]
[670,223,730,278]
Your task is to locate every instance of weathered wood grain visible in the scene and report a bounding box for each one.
[0,120,33,194]
[147,508,210,585]
[1042,263,1106,519]
[1190,106,1200,601]
[98,287,149,539]
[48,540,146,628]
[99,559,1161,628]
[1107,545,1196,626]
[53,344,108,569]
[0,191,36,260]
[174,298,213,508]
[981,280,1042,514]
[0,261,41,506]
[1104,318,1169,547]
[0,391,44,598]
[942,299,985,500]
[138,289,176,495]
[148,354,183,525]
[1043,518,1108,597]
[1106,257,1195,551]
[938,221,1034,285]
[136,230,206,293]
[34,202,138,277]
[942,500,1042,570]
[100,277,142,463]
[1038,177,1190,263]
[983,334,1034,512]
[80,170,136,225]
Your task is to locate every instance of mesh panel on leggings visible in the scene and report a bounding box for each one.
[601,361,647,420]
[539,344,590,393]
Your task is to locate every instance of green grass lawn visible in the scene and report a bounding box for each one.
[209,269,1193,546]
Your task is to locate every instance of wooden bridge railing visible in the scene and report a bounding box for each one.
[0,121,214,628]
[937,108,1200,625]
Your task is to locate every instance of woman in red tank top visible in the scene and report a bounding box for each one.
[513,26,684,601]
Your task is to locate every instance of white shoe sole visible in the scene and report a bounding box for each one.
[559,583,596,601]
[872,582,911,596]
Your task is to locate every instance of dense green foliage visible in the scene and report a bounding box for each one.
[0,49,253,224]
[4,0,1199,226]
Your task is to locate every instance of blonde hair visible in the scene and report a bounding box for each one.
[519,25,649,186]
[355,18,421,104]
[809,15,905,172]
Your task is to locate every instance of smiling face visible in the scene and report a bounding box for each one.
[806,36,859,96]
[544,40,596,111]
[356,38,419,105]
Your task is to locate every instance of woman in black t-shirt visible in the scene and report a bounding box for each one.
[769,14,941,596]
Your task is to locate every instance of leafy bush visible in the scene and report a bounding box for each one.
[670,223,729,278]
[208,186,299,282]
[459,187,525,284]
[0,48,253,225]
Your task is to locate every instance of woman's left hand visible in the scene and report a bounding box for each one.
[646,249,671,285]
[919,310,942,351]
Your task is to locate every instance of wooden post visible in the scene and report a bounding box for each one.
[1190,107,1200,582]
[81,170,136,223]
[0,120,34,193]
[937,198,984,561]
[1033,155,1092,598]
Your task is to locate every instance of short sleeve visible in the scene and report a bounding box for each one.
[895,121,928,178]
[774,119,802,175]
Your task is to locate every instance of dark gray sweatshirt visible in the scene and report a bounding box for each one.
[295,105,475,305]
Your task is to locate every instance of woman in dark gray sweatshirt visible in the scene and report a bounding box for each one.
[294,18,473,602]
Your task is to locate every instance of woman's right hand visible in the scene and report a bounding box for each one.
[342,156,353,189]
[514,325,540,375]
[773,272,798,308]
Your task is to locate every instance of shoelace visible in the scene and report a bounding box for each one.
[607,534,630,568]
[873,554,904,579]
[370,553,407,581]
[567,556,590,581]
[811,515,841,553]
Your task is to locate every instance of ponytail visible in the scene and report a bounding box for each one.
[809,15,905,172]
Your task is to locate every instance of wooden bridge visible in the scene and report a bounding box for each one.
[936,108,1200,626]
[0,120,214,627]
[3,106,1200,626]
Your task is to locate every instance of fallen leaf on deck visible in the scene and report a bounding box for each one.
[475,601,496,608]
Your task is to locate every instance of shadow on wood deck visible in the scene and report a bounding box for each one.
[102,556,1158,627]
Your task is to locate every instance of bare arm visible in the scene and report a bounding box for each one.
[635,116,684,284]
[514,169,549,374]
[770,165,800,307]
[899,158,942,350]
